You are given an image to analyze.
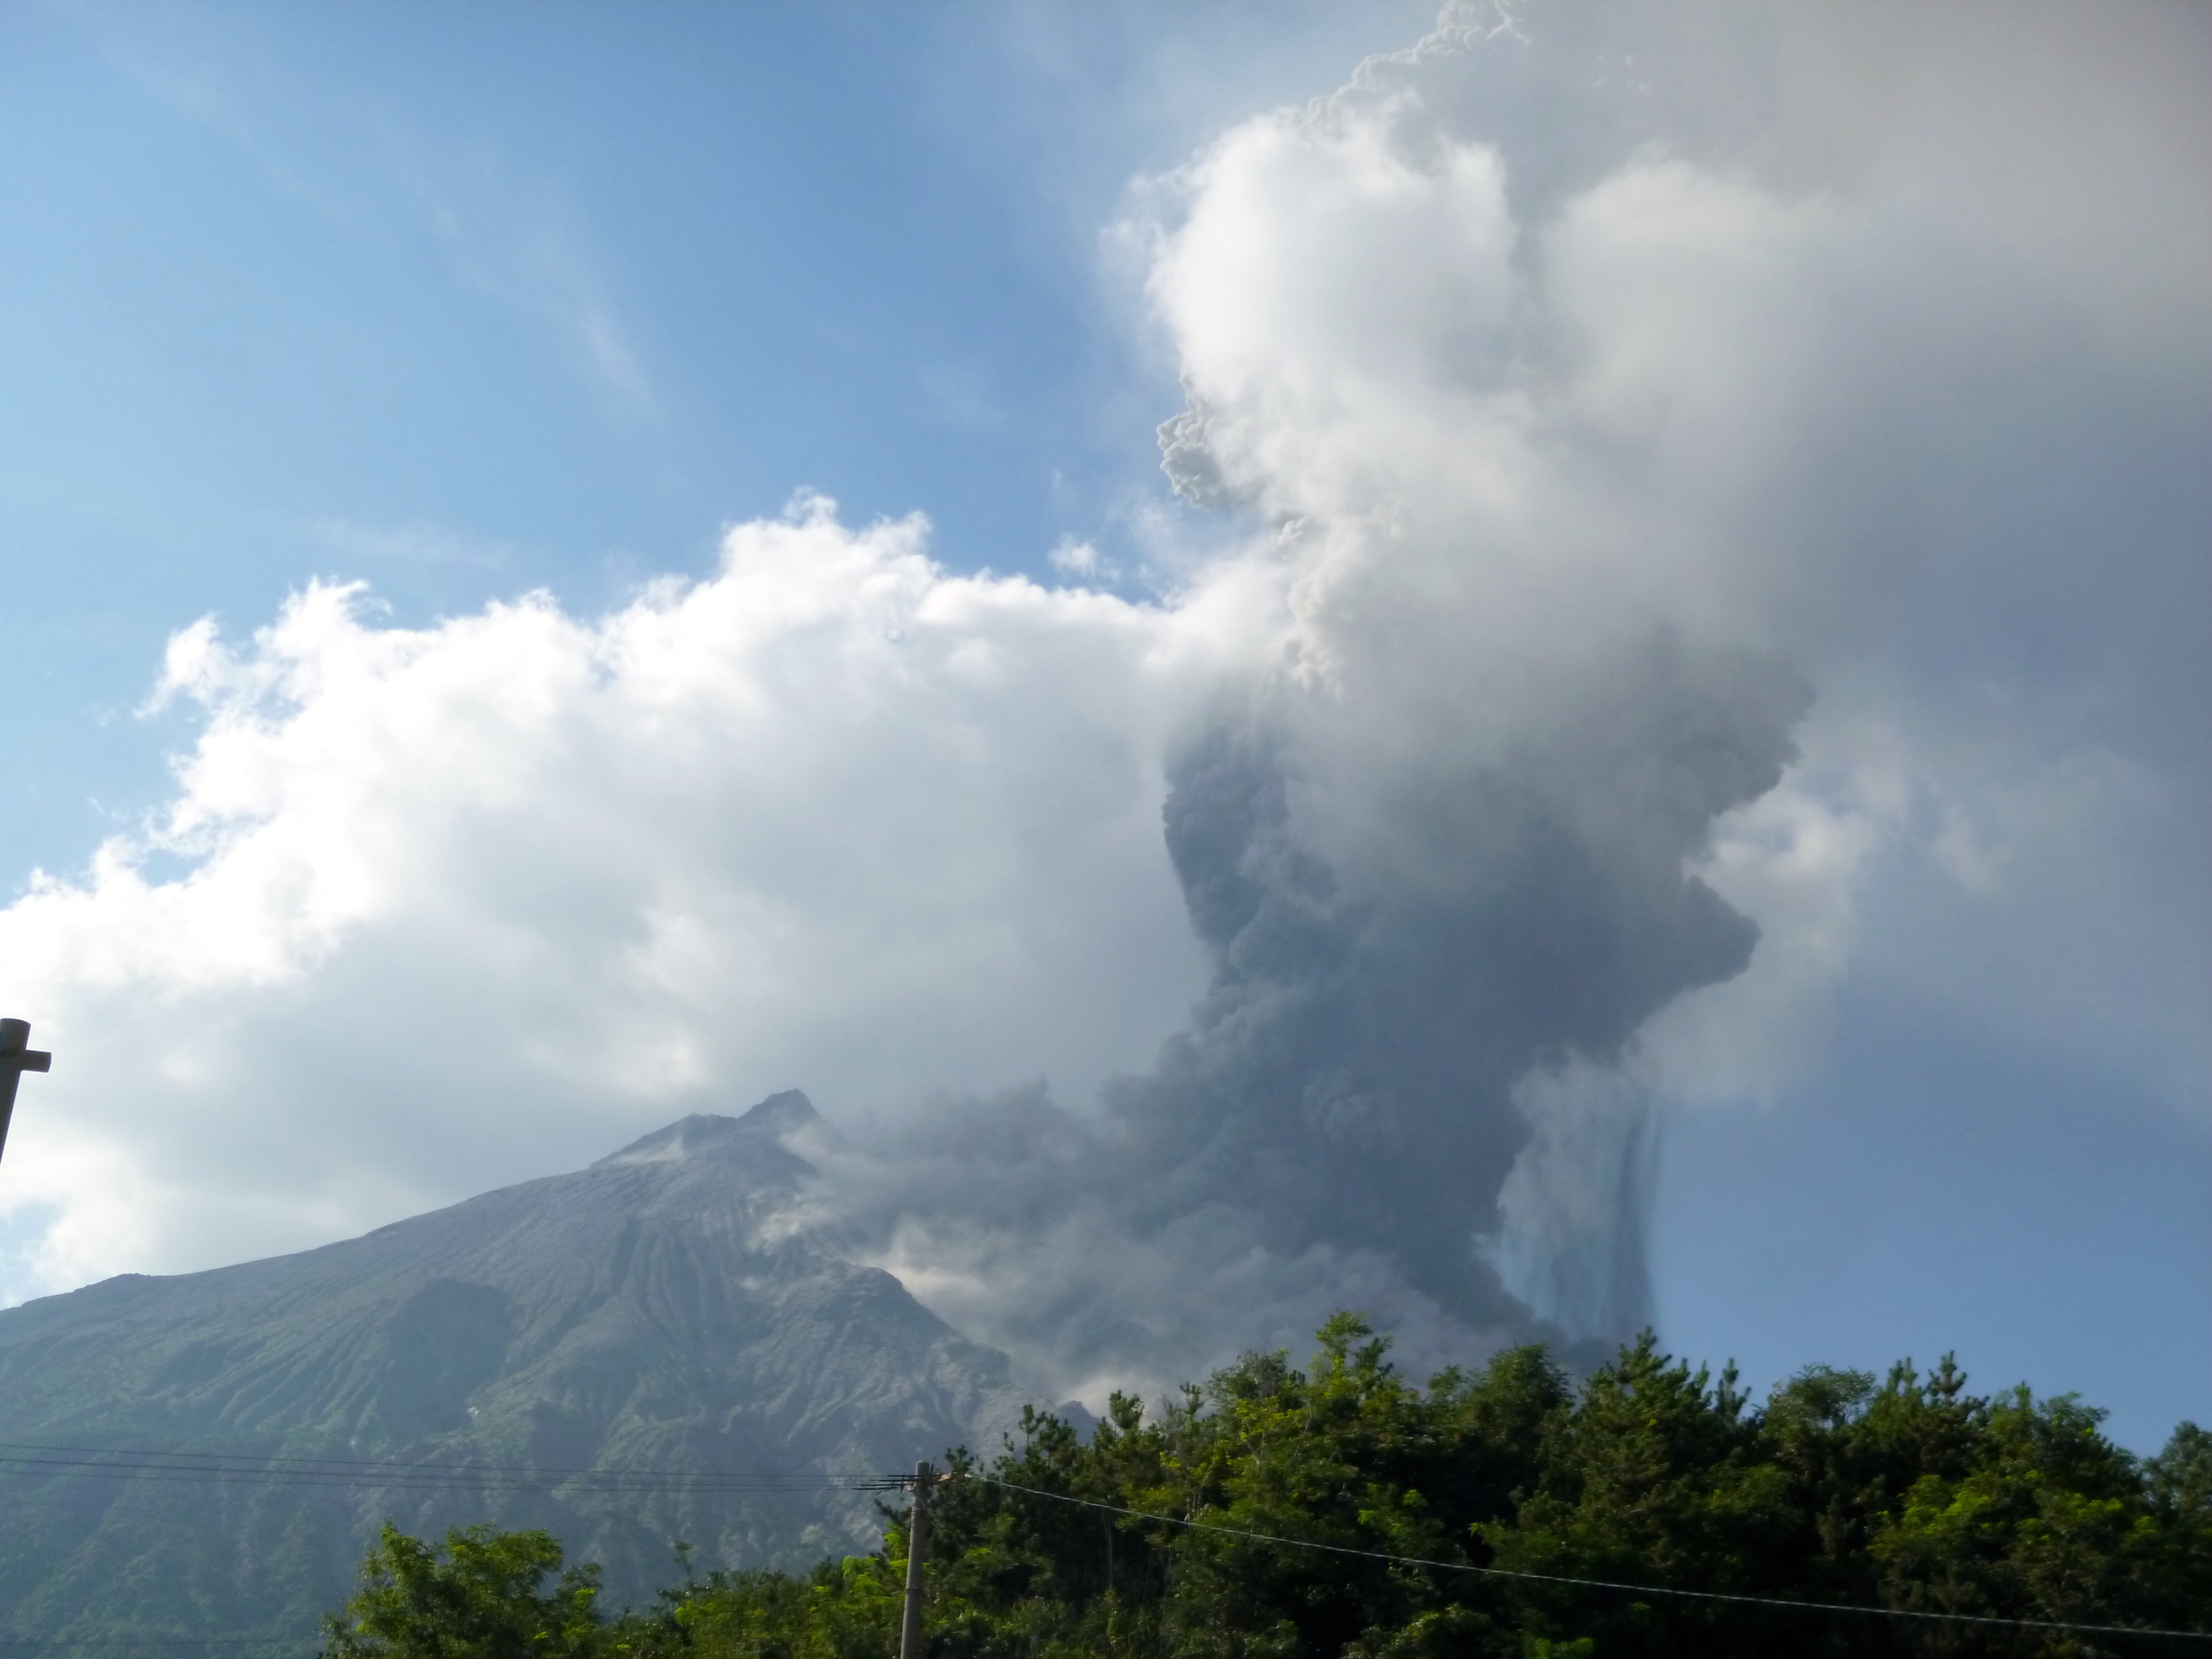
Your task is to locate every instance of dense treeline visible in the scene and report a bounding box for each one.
[322,1317,2211,1657]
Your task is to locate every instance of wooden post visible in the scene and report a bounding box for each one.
[899,1459,932,1659]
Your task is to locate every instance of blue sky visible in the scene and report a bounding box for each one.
[0,1,2205,1452]
[0,1,1436,883]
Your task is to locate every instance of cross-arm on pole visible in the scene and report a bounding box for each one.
[0,1018,52,1167]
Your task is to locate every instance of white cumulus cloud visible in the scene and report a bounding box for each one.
[0,498,1278,1297]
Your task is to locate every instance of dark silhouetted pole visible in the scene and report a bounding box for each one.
[0,1019,50,1167]
[900,1459,933,1659]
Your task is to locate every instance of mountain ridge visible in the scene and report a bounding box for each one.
[0,1093,1025,1639]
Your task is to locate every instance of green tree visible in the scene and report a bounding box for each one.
[323,1323,2212,1659]
[320,1522,608,1659]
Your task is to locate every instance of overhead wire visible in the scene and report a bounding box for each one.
[972,1474,2212,1645]
[0,1440,904,1495]
[0,1648,307,1658]
[6,1451,2202,1646]
[0,1450,910,1652]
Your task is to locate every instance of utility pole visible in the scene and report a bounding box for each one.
[0,1019,51,1167]
[899,1459,934,1659]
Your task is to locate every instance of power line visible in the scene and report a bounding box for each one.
[18,1455,2201,1644]
[973,1475,2212,1645]
[0,1441,904,1495]
[0,1441,896,1479]
[9,1467,2203,1650]
[0,1646,305,1654]
[0,1455,917,1655]
[0,1465,888,1493]
[0,1462,883,1492]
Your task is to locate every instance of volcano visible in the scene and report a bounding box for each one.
[0,1094,1022,1641]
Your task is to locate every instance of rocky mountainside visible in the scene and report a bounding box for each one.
[0,1094,1025,1643]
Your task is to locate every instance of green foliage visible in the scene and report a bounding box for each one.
[326,1322,2212,1658]
[320,1523,609,1659]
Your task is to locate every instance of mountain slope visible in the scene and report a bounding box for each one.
[0,1094,1023,1641]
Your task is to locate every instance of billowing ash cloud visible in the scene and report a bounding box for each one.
[793,0,2207,1399]
[1124,641,1806,1315]
[807,637,1807,1398]
[778,8,1839,1390]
